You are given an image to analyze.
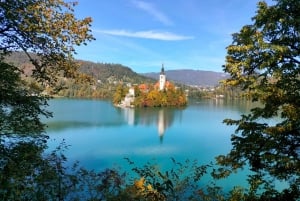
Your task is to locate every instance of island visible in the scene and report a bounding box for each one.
[113,64,187,107]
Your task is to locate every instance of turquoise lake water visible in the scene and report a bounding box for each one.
[44,98,260,190]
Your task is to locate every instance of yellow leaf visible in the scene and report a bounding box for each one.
[134,177,145,190]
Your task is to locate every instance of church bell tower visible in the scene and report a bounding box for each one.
[159,63,166,91]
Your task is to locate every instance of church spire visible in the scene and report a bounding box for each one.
[161,63,165,75]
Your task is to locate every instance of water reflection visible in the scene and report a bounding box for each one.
[158,109,166,137]
[45,97,184,138]
[45,98,257,140]
[121,107,184,143]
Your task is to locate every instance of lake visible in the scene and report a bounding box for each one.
[44,98,256,190]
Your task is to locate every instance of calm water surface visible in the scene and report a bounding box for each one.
[44,98,256,190]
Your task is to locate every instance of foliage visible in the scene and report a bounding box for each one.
[65,158,288,201]
[4,0,300,200]
[136,88,187,107]
[113,84,129,104]
[113,84,187,107]
[0,140,79,201]
[219,0,300,200]
[0,0,93,200]
[1,152,253,201]
[65,158,228,201]
[0,61,50,136]
[0,0,93,131]
[0,0,93,84]
[123,158,214,201]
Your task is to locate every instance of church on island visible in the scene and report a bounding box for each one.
[155,64,174,91]
[139,64,174,93]
[116,64,187,108]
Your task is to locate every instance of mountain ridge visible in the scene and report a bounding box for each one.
[141,69,228,86]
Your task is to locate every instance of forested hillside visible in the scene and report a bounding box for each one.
[5,52,154,84]
[4,52,156,98]
[77,60,155,84]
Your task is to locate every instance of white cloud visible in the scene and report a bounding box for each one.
[94,29,194,41]
[131,0,173,26]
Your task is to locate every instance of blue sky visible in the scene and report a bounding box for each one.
[74,0,272,73]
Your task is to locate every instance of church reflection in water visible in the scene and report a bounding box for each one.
[121,107,183,143]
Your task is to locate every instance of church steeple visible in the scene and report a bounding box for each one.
[159,63,166,90]
[161,63,165,75]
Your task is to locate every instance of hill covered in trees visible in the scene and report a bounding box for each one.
[77,60,155,84]
[5,52,155,84]
[4,52,156,98]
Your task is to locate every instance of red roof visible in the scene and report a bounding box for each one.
[138,83,149,91]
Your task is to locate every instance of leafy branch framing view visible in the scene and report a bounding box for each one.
[0,0,299,200]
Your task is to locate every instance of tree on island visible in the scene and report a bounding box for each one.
[217,0,300,200]
[113,84,187,107]
[134,84,187,107]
